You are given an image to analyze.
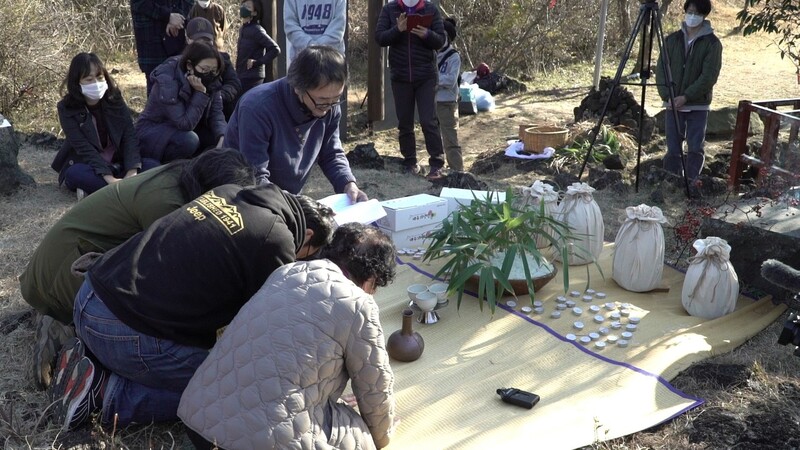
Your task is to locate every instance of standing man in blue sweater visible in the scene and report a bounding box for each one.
[225,45,367,201]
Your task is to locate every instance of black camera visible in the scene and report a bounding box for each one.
[497,388,540,409]
[777,314,800,356]
[761,259,800,357]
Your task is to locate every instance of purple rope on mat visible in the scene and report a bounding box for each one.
[395,257,706,421]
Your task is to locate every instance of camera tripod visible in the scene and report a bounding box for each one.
[578,0,690,197]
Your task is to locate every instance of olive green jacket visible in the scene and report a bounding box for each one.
[656,21,722,108]
[19,164,187,324]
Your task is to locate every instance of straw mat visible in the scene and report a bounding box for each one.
[373,243,785,449]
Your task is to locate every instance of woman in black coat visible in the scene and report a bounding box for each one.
[135,42,227,163]
[51,53,159,199]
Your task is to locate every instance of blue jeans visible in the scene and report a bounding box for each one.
[73,279,208,426]
[663,109,708,181]
[142,131,200,163]
[63,159,160,194]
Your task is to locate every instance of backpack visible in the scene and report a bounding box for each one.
[438,48,461,87]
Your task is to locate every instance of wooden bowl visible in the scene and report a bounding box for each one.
[469,266,558,295]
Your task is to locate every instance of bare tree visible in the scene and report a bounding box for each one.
[659,0,674,17]
[617,0,632,41]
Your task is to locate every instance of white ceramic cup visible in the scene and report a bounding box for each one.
[414,291,438,312]
[427,282,448,303]
[407,284,429,302]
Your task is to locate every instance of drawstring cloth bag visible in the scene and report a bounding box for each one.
[554,182,604,266]
[682,237,739,319]
[612,204,667,292]
[520,181,560,249]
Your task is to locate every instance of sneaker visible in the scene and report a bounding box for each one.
[49,340,105,431]
[49,338,84,396]
[76,189,86,201]
[31,313,76,390]
[426,167,445,181]
[401,163,421,175]
[53,357,107,431]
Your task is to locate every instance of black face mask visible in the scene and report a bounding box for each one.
[194,67,218,86]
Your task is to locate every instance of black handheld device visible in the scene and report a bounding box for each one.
[496,388,540,409]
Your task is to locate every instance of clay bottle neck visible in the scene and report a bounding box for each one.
[401,311,414,334]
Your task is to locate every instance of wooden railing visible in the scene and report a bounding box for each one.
[729,99,800,188]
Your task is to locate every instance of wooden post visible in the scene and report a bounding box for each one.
[340,2,349,139]
[759,102,780,187]
[728,100,753,188]
[260,0,277,82]
[367,0,384,123]
[275,0,287,77]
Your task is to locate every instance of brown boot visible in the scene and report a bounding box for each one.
[31,313,76,390]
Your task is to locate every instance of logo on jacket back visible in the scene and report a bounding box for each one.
[301,3,333,21]
[193,193,244,235]
[301,2,333,35]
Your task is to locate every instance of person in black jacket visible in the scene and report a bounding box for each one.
[130,0,194,94]
[376,0,447,180]
[48,184,335,432]
[52,53,159,199]
[236,0,281,94]
[185,17,242,120]
[135,42,227,163]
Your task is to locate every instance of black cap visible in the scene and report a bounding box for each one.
[186,17,215,42]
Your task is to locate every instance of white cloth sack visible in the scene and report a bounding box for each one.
[554,182,604,266]
[612,204,667,292]
[682,237,739,319]
[520,181,560,249]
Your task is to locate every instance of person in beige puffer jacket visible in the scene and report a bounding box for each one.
[179,223,397,449]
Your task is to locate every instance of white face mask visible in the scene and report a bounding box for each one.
[197,0,211,8]
[684,12,703,28]
[80,81,108,101]
[401,0,419,8]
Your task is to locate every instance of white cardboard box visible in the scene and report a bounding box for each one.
[439,188,507,214]
[376,194,448,232]
[378,222,441,250]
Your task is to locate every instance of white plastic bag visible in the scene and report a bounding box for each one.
[520,181,560,249]
[682,237,739,319]
[554,182,604,265]
[612,204,667,292]
[475,88,496,111]
[461,71,477,85]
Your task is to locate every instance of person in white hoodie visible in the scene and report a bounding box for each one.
[283,0,347,67]
[436,17,463,172]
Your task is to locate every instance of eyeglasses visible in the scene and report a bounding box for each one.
[305,91,344,110]
[193,64,219,77]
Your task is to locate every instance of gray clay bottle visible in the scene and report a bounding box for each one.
[387,308,425,362]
